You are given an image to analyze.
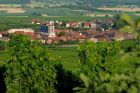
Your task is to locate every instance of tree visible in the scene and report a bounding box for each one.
[5,34,57,93]
[76,41,140,93]
[120,14,140,42]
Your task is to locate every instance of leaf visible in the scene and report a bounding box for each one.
[120,26,138,36]
[121,14,135,27]
[80,73,89,87]
[127,85,138,93]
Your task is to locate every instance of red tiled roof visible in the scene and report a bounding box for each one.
[41,21,49,25]
[32,19,41,22]
[14,31,34,37]
[84,22,92,26]
[69,22,80,27]
[0,32,7,34]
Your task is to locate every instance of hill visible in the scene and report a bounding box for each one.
[78,0,140,6]
[0,0,140,6]
[0,0,30,4]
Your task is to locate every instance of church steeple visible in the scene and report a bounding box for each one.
[48,21,56,37]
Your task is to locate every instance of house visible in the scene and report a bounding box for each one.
[98,36,112,42]
[66,21,81,28]
[84,22,97,28]
[124,32,137,40]
[41,21,50,26]
[91,34,104,42]
[102,30,115,39]
[13,31,34,37]
[8,28,35,39]
[8,28,34,34]
[0,33,2,38]
[89,37,98,42]
[46,37,61,44]
[0,37,9,42]
[89,33,112,43]
[81,32,92,39]
[32,19,42,24]
[66,23,70,27]
[0,32,7,38]
[0,32,9,42]
[114,32,125,41]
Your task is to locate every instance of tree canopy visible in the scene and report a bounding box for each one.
[5,34,57,93]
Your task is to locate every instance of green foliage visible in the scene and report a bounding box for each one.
[5,34,57,93]
[120,14,140,37]
[0,41,6,50]
[120,40,139,52]
[55,64,82,93]
[78,41,120,72]
[48,46,80,72]
[0,64,6,93]
[76,41,140,93]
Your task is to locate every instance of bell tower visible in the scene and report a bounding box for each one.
[48,21,56,37]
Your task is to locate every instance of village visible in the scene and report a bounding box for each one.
[0,18,137,44]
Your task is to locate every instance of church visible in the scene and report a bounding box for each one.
[39,21,56,37]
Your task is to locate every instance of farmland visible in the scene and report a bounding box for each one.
[97,7,140,12]
[0,4,140,18]
[0,8,25,13]
[0,7,84,16]
[48,46,80,72]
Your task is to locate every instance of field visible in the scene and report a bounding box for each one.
[0,8,25,13]
[0,7,83,16]
[48,46,80,72]
[0,7,139,19]
[97,7,140,12]
[25,8,80,16]
[85,13,114,17]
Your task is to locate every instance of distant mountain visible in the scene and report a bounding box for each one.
[32,0,140,6]
[0,0,139,6]
[0,0,30,4]
[78,0,140,6]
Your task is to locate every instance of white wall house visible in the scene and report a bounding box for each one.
[0,34,2,38]
[8,28,34,34]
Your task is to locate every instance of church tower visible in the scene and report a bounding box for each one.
[48,21,56,37]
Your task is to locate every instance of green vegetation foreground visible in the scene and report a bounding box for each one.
[0,34,140,93]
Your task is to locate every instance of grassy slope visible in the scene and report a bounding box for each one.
[48,46,80,73]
